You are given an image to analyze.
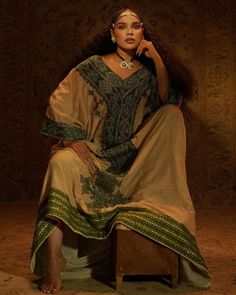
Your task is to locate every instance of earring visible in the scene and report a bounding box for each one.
[111,36,116,43]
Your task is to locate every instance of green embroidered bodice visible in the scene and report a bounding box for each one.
[76,55,156,149]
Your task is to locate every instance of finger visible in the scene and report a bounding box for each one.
[85,159,99,172]
[137,44,148,56]
[136,44,146,56]
[73,146,87,154]
[71,147,88,159]
[51,288,58,294]
[136,44,142,55]
[70,146,92,164]
[80,154,90,162]
[41,284,47,292]
[83,155,95,164]
[136,39,147,53]
[74,150,87,161]
[139,39,147,44]
[140,40,149,48]
[71,141,87,151]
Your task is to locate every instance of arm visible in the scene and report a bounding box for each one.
[136,40,169,100]
[152,54,169,100]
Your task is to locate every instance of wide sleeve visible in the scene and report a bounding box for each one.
[146,75,183,113]
[41,68,88,141]
[161,82,183,106]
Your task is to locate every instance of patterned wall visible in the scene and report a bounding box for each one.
[0,0,235,206]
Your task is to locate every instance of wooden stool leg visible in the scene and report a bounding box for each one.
[171,274,178,288]
[170,252,179,288]
[115,274,123,289]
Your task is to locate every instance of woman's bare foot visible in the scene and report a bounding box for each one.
[41,255,66,294]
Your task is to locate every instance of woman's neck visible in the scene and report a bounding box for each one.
[116,47,136,60]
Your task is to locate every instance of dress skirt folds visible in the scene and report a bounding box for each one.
[30,55,211,288]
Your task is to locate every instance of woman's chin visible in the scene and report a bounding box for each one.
[117,44,138,52]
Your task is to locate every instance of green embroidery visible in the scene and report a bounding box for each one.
[31,188,209,275]
[41,117,87,140]
[162,83,183,105]
[88,89,103,117]
[146,75,160,113]
[101,141,138,175]
[31,217,56,259]
[146,77,183,113]
[81,170,127,209]
[76,56,151,149]
[76,55,152,174]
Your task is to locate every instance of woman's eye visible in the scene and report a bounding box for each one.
[117,25,126,30]
[133,24,142,30]
[116,24,142,30]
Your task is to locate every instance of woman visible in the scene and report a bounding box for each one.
[31,8,211,294]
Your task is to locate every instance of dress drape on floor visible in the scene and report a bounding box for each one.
[31,55,211,288]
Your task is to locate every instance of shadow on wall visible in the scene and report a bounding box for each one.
[183,103,235,208]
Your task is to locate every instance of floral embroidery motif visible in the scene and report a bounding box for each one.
[81,170,127,209]
[88,89,104,117]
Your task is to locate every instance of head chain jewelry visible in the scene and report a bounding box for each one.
[111,22,143,28]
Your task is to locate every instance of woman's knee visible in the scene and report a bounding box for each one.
[159,104,183,119]
[160,104,181,114]
[157,105,184,129]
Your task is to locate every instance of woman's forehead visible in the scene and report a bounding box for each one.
[116,10,140,23]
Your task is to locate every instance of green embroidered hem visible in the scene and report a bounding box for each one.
[31,188,209,275]
[41,117,87,140]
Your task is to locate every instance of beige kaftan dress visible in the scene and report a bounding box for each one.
[31,55,211,288]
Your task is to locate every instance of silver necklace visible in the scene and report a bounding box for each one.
[116,51,135,70]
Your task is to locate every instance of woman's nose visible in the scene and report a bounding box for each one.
[126,27,133,34]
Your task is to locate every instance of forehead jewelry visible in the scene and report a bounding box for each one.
[116,51,135,70]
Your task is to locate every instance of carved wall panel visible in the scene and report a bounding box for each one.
[0,0,235,206]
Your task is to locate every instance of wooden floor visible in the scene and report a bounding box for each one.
[0,202,236,295]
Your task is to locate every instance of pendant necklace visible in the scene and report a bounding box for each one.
[116,51,135,70]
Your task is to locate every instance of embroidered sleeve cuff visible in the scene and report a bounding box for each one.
[161,83,183,106]
[41,117,87,140]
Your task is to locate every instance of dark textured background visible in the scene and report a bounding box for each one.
[0,0,235,206]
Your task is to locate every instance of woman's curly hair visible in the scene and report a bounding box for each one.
[74,8,194,99]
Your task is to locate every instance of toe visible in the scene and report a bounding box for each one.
[40,283,46,292]
[41,283,51,293]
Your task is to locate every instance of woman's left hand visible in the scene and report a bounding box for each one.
[136,40,159,60]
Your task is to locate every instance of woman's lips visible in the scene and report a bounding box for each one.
[125,38,135,43]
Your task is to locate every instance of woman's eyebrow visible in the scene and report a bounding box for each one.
[116,21,141,25]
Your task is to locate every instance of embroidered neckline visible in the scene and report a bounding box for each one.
[97,55,145,82]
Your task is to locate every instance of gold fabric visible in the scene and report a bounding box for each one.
[31,56,211,288]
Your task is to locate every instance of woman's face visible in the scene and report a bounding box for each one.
[112,10,144,51]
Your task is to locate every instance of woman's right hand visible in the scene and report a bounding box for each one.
[67,141,91,163]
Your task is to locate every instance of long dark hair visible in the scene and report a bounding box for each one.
[75,8,194,99]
